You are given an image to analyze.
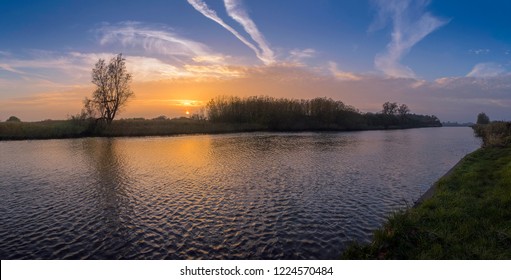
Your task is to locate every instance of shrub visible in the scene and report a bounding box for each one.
[6,116,21,122]
[473,122,511,147]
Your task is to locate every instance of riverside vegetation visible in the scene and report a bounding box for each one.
[0,96,441,140]
[343,120,511,259]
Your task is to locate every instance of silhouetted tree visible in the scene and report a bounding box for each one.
[152,115,168,121]
[6,116,21,122]
[382,102,398,115]
[477,112,490,125]
[398,104,410,117]
[204,96,440,130]
[88,53,134,124]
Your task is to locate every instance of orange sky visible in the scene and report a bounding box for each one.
[0,63,390,121]
[1,61,509,123]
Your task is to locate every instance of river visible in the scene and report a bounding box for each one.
[0,127,480,259]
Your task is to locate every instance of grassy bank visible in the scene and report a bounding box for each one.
[99,118,264,137]
[0,117,439,141]
[0,118,267,140]
[0,120,89,140]
[343,145,511,259]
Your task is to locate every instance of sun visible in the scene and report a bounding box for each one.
[185,110,190,115]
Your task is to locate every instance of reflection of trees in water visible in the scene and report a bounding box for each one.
[79,138,136,258]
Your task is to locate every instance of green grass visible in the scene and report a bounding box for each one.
[343,146,511,259]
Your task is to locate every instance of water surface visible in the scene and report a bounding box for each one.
[0,127,480,259]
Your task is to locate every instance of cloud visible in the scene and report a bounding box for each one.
[433,75,511,100]
[0,63,27,75]
[289,48,316,62]
[0,52,104,85]
[183,64,246,78]
[466,63,507,78]
[223,0,275,64]
[127,56,193,81]
[1,22,250,84]
[97,22,215,60]
[469,49,490,55]
[371,0,448,78]
[2,54,90,73]
[0,50,248,86]
[328,62,361,81]
[192,55,228,63]
[187,0,273,65]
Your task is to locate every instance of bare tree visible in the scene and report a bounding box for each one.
[398,104,410,117]
[89,53,134,124]
[382,101,398,115]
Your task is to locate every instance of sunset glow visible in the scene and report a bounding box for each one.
[0,1,510,122]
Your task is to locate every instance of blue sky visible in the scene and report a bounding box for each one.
[1,0,510,122]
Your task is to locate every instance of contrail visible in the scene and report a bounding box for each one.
[223,0,275,64]
[187,0,273,65]
[372,0,448,78]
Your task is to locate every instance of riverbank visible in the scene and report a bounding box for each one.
[0,119,257,140]
[0,118,441,141]
[342,145,511,259]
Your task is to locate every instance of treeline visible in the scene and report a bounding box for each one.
[1,96,442,140]
[205,96,441,131]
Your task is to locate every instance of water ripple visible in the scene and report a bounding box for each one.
[0,128,480,259]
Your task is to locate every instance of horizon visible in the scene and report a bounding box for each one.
[1,0,510,123]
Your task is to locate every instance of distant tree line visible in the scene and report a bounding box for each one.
[205,96,441,131]
[366,101,441,129]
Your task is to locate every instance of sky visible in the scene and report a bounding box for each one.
[0,0,510,122]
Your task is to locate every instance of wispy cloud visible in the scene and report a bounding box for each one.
[192,55,228,63]
[328,62,361,81]
[127,56,193,81]
[0,52,100,84]
[187,0,274,65]
[469,49,490,55]
[0,51,189,85]
[371,0,448,78]
[466,62,507,78]
[289,48,316,62]
[184,64,245,78]
[97,22,215,61]
[223,0,275,64]
[0,63,27,75]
